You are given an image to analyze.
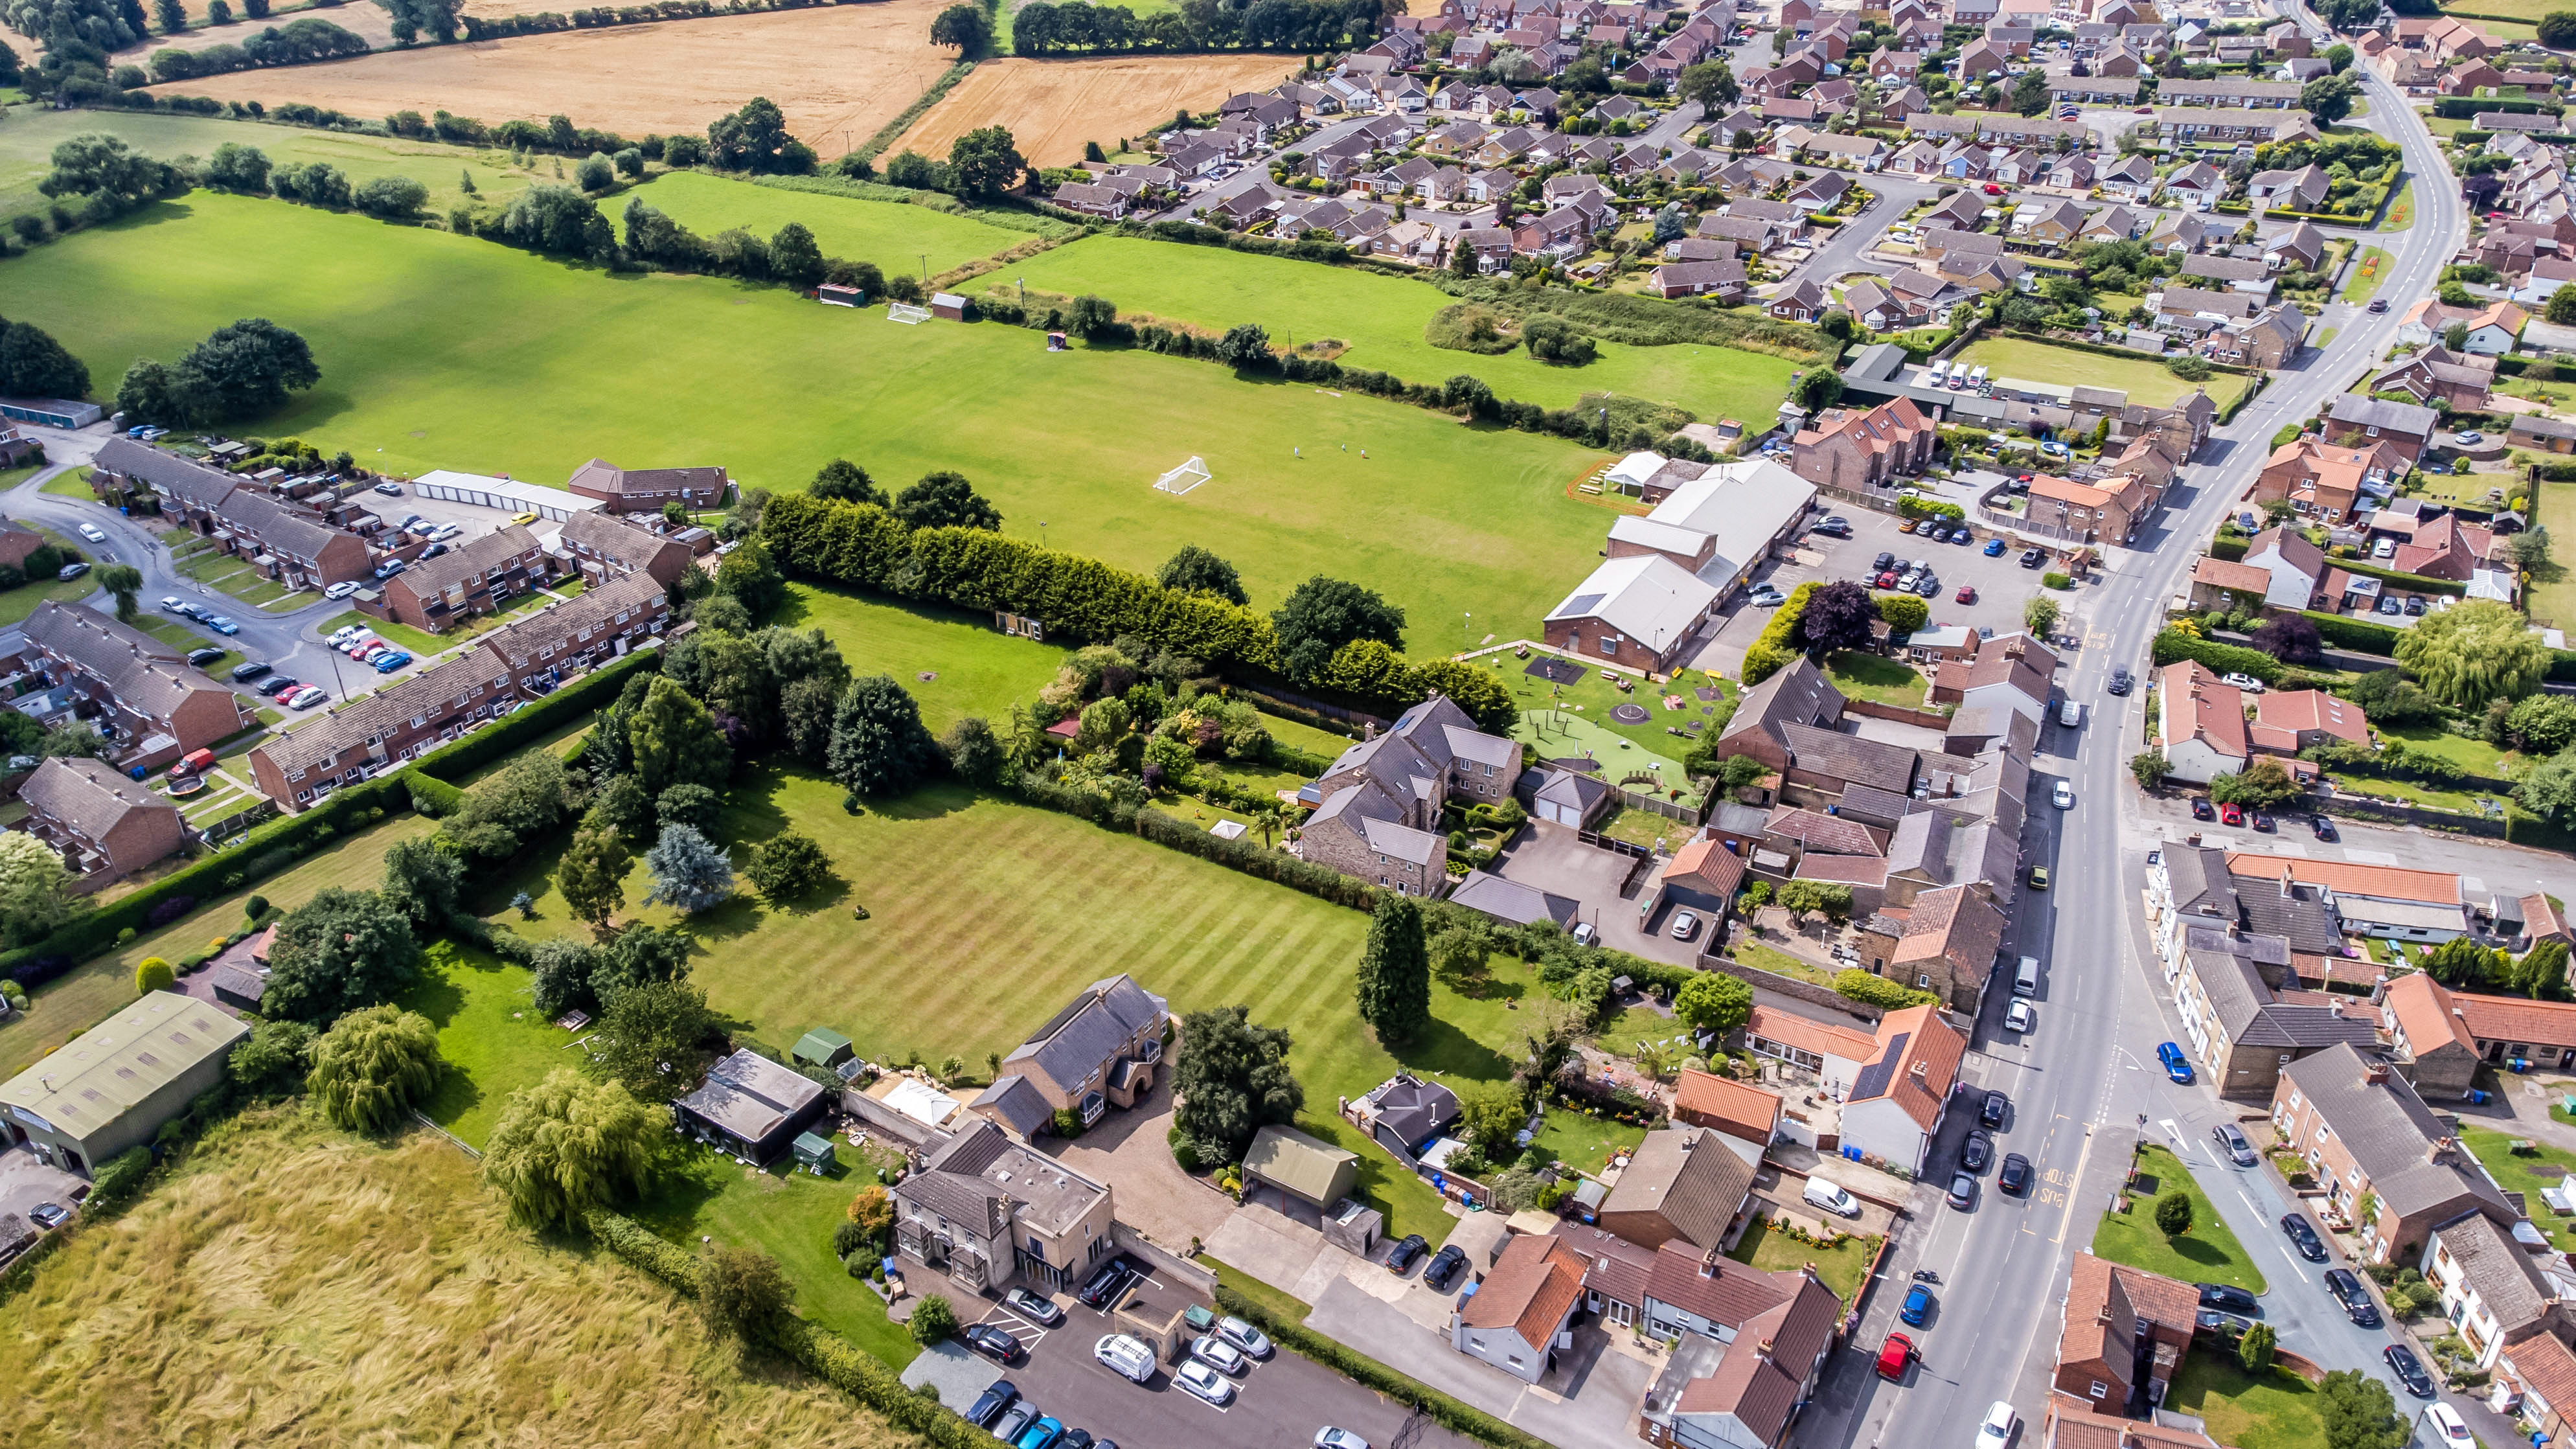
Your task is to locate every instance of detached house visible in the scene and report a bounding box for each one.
[2054,1252,2200,1415]
[566,457,730,515]
[893,1118,1116,1293]
[1452,1234,1587,1384]
[2156,661,2250,784]
[981,974,1168,1132]
[1301,694,1523,894]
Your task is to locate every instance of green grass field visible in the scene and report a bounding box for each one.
[1824,650,1928,709]
[2343,247,2394,304]
[320,608,442,654]
[775,582,1069,732]
[4,192,1611,639]
[2165,1354,2329,1449]
[1728,1217,1879,1301]
[1507,652,1727,782]
[1954,337,2250,411]
[2535,483,2576,629]
[985,234,1803,418]
[624,171,1029,277]
[2461,1124,2576,1254]
[0,524,104,626]
[2090,1143,2269,1293]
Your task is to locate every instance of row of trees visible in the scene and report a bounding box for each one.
[1009,0,1384,54]
[141,14,366,81]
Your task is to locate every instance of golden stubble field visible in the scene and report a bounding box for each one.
[889,53,1301,166]
[142,0,959,151]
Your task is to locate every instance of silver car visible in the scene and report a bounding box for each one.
[1670,910,1701,941]
[1190,1334,1248,1375]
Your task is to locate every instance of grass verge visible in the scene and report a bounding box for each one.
[2089,1143,2268,1293]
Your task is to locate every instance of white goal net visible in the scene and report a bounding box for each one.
[1154,456,1212,496]
[887,302,932,325]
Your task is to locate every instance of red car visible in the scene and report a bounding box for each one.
[1955,586,1978,604]
[1982,182,2001,195]
[2220,802,2246,827]
[1876,569,1899,588]
[1876,1332,1914,1381]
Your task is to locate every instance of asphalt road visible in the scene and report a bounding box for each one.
[1813,8,2475,1444]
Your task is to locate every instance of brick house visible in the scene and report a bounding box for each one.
[18,755,186,886]
[555,510,698,589]
[20,601,256,764]
[1543,554,1721,674]
[891,1118,1116,1294]
[1634,1250,1841,1449]
[565,457,729,515]
[1851,882,2007,1015]
[205,488,373,589]
[2371,345,2496,412]
[2053,1251,2199,1413]
[2155,661,2249,785]
[981,974,1167,1129]
[2023,473,2148,546]
[2171,937,2376,1100]
[1669,1070,1782,1164]
[2249,689,2369,756]
[381,525,555,632]
[472,573,671,698]
[1301,693,1522,893]
[1789,398,1936,492]
[2322,394,2439,467]
[2249,437,2399,525]
[2271,1044,2520,1264]
[1599,1128,1755,1251]
[0,518,46,574]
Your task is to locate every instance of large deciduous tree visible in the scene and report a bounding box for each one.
[1795,579,1877,654]
[1272,576,1406,687]
[0,315,90,400]
[589,979,715,1101]
[892,470,1001,531]
[0,831,71,946]
[481,1067,664,1231]
[827,674,942,797]
[556,823,632,927]
[1158,543,1248,604]
[262,887,424,1024]
[1172,1005,1303,1165]
[1674,972,1753,1038]
[172,317,319,418]
[627,675,733,797]
[306,1004,443,1134]
[706,96,815,174]
[809,457,884,505]
[2394,599,2551,711]
[947,125,1025,198]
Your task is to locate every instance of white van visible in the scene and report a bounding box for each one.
[1968,365,1989,389]
[2058,699,2082,728]
[1803,1177,1862,1217]
[2014,956,2040,997]
[1926,358,1950,384]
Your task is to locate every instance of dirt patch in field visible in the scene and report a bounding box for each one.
[142,0,956,151]
[889,54,1299,167]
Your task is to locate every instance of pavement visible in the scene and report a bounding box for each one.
[1818,8,2484,1444]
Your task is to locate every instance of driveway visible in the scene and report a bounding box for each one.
[1490,821,1697,968]
[0,1143,85,1229]
[1040,1078,1234,1253]
[1303,1274,1656,1449]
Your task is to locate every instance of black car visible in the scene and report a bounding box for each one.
[2279,1213,2327,1262]
[2197,1283,2259,1316]
[2108,667,2132,696]
[1387,1233,1430,1275]
[183,646,222,666]
[1424,1244,1470,1292]
[2312,815,2338,841]
[1998,1152,2033,1195]
[2020,547,2047,569]
[231,661,272,682]
[965,1380,1020,1428]
[1980,1090,2008,1130]
[2325,1268,2382,1327]
[2385,1343,2435,1398]
[2196,1308,2255,1340]
[1946,1171,1978,1210]
[1873,551,1896,573]
[1060,1431,1096,1449]
[2191,797,2217,822]
[1961,1130,1993,1173]
[1811,517,1852,538]
[963,1323,1020,1363]
[2250,812,2274,833]
[1075,1257,1130,1309]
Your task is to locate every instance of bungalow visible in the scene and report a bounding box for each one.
[1766,279,1829,323]
[1648,259,1748,301]
[2156,660,2250,784]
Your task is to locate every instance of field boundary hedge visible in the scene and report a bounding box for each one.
[854,58,977,164]
[2150,626,2283,683]
[0,647,655,987]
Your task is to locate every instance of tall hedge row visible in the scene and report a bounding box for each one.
[2300,610,2401,657]
[1740,580,1820,685]
[2149,627,2283,683]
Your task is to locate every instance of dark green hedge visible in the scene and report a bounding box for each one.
[2150,627,2282,683]
[1214,1284,1558,1449]
[2209,536,2248,562]
[2301,610,2400,657]
[2330,558,2467,597]
[2435,97,2560,118]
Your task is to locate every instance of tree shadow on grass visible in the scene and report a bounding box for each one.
[2164,1233,2237,1270]
[1392,1013,1517,1086]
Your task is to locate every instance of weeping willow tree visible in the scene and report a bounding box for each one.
[2392,599,2552,713]
[305,1005,442,1134]
[481,1068,663,1233]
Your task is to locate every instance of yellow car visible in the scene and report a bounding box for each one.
[510,512,538,526]
[2027,865,2049,890]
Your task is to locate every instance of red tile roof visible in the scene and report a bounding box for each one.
[2220,851,2459,905]
[1664,837,1747,896]
[1672,1069,1783,1143]
[1859,1003,1965,1130]
[1747,1005,1877,1063]
[2160,660,2250,760]
[2250,689,2369,751]
[1462,1234,1586,1349]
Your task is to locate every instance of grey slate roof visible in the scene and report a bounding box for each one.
[2281,1044,2517,1222]
[398,524,539,599]
[93,436,239,508]
[1001,974,1167,1098]
[970,1075,1054,1138]
[1365,1073,1461,1154]
[2189,946,2375,1049]
[678,1049,823,1148]
[2328,393,2439,437]
[2432,1209,2555,1340]
[1777,722,1917,793]
[1448,870,1580,928]
[2165,845,2239,922]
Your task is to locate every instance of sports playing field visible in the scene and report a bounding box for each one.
[987,234,1804,418]
[621,171,1036,276]
[2,193,1608,636]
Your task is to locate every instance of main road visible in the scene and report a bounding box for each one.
[1808,10,2472,1444]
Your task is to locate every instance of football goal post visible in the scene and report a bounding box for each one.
[887,302,932,325]
[1154,456,1212,496]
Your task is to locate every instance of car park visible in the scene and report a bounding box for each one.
[2004,999,2035,1034]
[2325,1268,2382,1327]
[1984,537,2007,556]
[1190,1335,1248,1376]
[966,1380,1020,1428]
[2196,1283,2258,1316]
[1006,1288,1064,1326]
[1875,1333,1914,1380]
[1076,1260,1131,1309]
[1017,1414,1066,1449]
[965,1323,1021,1363]
[992,1402,1041,1443]
[1963,1130,1993,1172]
[2213,1124,2257,1167]
[1386,1234,1429,1275]
[2385,1345,2435,1399]
[1946,1171,1978,1209]
[1093,1334,1155,1383]
[1900,1283,1933,1326]
[1999,1154,2032,1195]
[1424,1243,1468,1292]
[1174,1360,1234,1407]
[1214,1316,1271,1359]
[2280,1213,2327,1262]
[2158,1042,2194,1084]
[1670,910,1701,941]
[1981,1090,2008,1129]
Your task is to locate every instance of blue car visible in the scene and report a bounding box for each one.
[1983,537,2007,556]
[371,650,412,672]
[2158,1042,2194,1085]
[1900,1283,1932,1326]
[1016,1417,1064,1449]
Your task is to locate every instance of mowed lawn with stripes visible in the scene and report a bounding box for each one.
[481,766,1461,1238]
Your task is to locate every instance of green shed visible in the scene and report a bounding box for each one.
[792,1131,837,1171]
[793,1027,854,1069]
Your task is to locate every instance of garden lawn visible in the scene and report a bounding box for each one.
[773,582,1068,732]
[2164,1353,2328,1449]
[5,192,1611,639]
[0,525,109,626]
[1729,939,1835,988]
[2382,177,2415,232]
[2460,1125,2576,1254]
[2378,722,2516,780]
[623,171,1031,277]
[1727,1216,1879,1301]
[1823,651,1928,709]
[975,234,1805,418]
[0,812,439,1082]
[1952,336,2250,411]
[480,768,1492,1239]
[2533,483,2576,630]
[40,471,95,497]
[2090,1143,2268,1293]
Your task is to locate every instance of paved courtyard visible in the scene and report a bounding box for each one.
[1038,1078,1233,1253]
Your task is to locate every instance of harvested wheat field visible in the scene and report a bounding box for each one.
[145,0,955,153]
[0,1108,907,1449]
[889,54,1299,166]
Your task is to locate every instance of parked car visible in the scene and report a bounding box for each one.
[2004,999,2035,1034]
[1984,537,2007,556]
[2213,1123,2257,1167]
[1314,1432,1371,1449]
[1872,551,1895,573]
[1974,1400,2018,1449]
[77,523,106,543]
[1174,1360,1235,1406]
[2424,1404,2474,1444]
[2220,803,2245,828]
[2020,547,2046,568]
[2218,672,2264,693]
[2250,811,2273,833]
[964,1381,1019,1429]
[1016,1415,1066,1449]
[259,677,300,698]
[2191,797,2216,821]
[2404,595,2427,617]
[372,481,404,496]
[1093,1334,1156,1383]
[1215,1316,1272,1359]
[1900,1283,1933,1326]
[2197,1308,2255,1340]
[1076,1260,1131,1309]
[1571,921,1598,947]
[422,543,450,559]
[27,1202,69,1229]
[2158,1042,2194,1084]
[1981,1090,2008,1129]
[2053,781,2073,810]
[1914,575,1939,598]
[2456,431,2485,446]
[324,580,362,600]
[56,562,87,581]
[1386,1234,1430,1275]
[205,615,238,635]
[1005,1288,1064,1327]
[991,1404,1040,1444]
[1191,1335,1249,1376]
[2384,1343,2434,1398]
[1963,1130,1993,1172]
[1670,910,1701,941]
[1810,516,1851,538]
[2196,1283,2259,1316]
[160,595,187,613]
[187,646,224,666]
[1946,1171,1978,1210]
[2280,1213,2327,1262]
[1875,1332,1914,1380]
[2026,865,2049,890]
[1424,1244,1469,1292]
[374,560,407,580]
[2377,596,2403,616]
[286,687,326,708]
[2108,667,2132,696]
[2372,538,2397,560]
[372,651,412,672]
[1955,586,1978,604]
[963,1323,1020,1363]
[2325,1268,2382,1327]
[1992,1154,2029,1195]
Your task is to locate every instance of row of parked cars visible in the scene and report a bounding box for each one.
[330,625,414,673]
[158,596,240,636]
[227,662,326,709]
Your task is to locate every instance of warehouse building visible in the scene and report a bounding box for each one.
[0,991,249,1175]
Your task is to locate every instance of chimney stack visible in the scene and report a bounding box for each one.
[2430,1135,2455,1165]
[2364,1061,2391,1087]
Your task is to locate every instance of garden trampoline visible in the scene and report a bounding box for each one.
[1610,703,1651,724]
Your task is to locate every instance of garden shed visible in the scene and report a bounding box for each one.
[675,1049,826,1164]
[791,1131,837,1171]
[793,1027,854,1070]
